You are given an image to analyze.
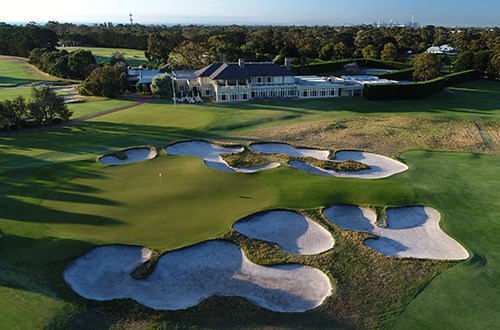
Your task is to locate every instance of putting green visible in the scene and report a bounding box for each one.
[40,156,273,249]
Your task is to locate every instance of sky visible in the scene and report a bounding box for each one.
[1,0,499,27]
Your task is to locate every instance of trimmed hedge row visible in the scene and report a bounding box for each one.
[376,68,415,80]
[363,70,479,100]
[292,58,411,75]
[444,69,478,86]
[363,77,447,100]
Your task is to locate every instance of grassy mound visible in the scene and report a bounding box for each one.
[221,147,270,168]
[296,156,370,172]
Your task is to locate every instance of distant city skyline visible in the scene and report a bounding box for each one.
[2,0,499,27]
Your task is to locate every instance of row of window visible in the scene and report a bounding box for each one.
[300,89,337,98]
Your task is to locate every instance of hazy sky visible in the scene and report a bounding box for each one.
[2,0,499,26]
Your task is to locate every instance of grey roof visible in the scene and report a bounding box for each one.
[195,62,294,80]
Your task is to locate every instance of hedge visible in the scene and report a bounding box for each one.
[444,70,478,86]
[376,68,415,80]
[292,58,411,75]
[363,77,446,100]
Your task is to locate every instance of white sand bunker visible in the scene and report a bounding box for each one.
[166,141,279,173]
[323,205,469,260]
[99,147,157,166]
[63,240,332,312]
[251,143,408,179]
[233,210,334,255]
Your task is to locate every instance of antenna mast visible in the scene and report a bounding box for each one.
[129,12,134,26]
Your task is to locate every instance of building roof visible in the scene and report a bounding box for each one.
[195,62,294,80]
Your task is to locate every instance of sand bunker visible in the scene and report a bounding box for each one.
[233,210,334,255]
[99,147,157,166]
[166,141,280,173]
[323,205,469,260]
[251,143,407,179]
[64,240,332,312]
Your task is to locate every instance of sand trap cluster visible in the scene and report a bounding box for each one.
[166,141,280,173]
[251,142,408,179]
[233,210,334,255]
[323,205,469,260]
[64,240,332,312]
[99,148,157,166]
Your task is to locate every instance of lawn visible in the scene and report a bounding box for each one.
[0,56,59,87]
[0,80,498,329]
[59,46,153,67]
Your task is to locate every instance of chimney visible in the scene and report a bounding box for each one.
[285,57,292,71]
[238,58,245,69]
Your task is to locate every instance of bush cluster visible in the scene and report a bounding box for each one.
[29,48,96,80]
[0,87,72,130]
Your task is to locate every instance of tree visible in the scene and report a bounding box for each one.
[150,74,173,97]
[110,51,126,65]
[319,42,335,60]
[362,45,378,59]
[491,53,500,77]
[381,43,398,61]
[454,51,474,72]
[412,52,441,80]
[0,96,28,125]
[333,42,352,60]
[79,64,128,97]
[67,49,96,79]
[29,87,72,122]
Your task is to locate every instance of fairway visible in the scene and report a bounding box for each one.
[59,46,153,67]
[0,80,499,329]
[0,56,58,87]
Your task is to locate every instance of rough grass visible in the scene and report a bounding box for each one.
[221,147,270,168]
[296,156,370,171]
[249,116,500,156]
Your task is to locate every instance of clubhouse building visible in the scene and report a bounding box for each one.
[129,58,372,103]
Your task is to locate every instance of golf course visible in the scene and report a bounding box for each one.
[0,56,499,329]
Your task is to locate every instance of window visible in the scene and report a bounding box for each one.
[251,91,256,98]
[303,90,308,97]
[330,89,336,96]
[221,94,227,101]
[311,90,318,97]
[266,77,273,83]
[256,77,263,83]
[205,89,211,96]
[242,93,248,100]
[231,93,238,101]
[321,90,327,97]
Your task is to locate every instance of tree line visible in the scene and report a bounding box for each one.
[1,22,498,69]
[0,87,72,130]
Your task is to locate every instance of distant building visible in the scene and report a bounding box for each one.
[426,44,456,56]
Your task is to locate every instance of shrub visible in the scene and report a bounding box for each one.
[295,156,370,172]
[221,148,269,168]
